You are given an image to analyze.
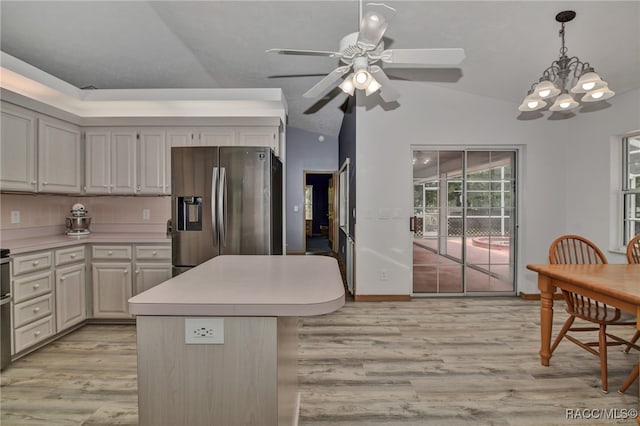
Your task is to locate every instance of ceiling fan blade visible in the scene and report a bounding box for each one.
[266,48,342,58]
[303,65,351,99]
[357,3,396,51]
[370,65,400,102]
[380,48,466,66]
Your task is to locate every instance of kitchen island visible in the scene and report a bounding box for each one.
[128,255,345,426]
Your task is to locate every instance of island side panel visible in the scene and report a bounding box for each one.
[278,317,298,425]
[136,316,278,426]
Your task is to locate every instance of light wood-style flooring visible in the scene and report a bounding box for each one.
[1,297,638,425]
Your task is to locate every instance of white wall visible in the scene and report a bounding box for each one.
[564,88,640,263]
[355,81,572,295]
[285,126,339,253]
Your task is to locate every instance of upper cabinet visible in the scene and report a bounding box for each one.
[85,127,169,195]
[138,129,168,195]
[1,102,81,194]
[38,117,82,194]
[85,128,137,194]
[0,103,37,191]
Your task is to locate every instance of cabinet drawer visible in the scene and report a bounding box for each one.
[92,245,132,260]
[135,245,171,260]
[55,246,85,266]
[14,315,54,354]
[12,251,52,276]
[14,293,53,328]
[13,271,53,303]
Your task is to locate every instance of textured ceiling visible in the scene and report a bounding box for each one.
[1,1,639,136]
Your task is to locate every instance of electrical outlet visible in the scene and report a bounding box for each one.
[10,210,20,224]
[185,318,224,344]
[379,269,389,281]
[142,209,150,220]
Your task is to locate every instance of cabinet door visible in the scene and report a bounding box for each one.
[85,129,111,194]
[237,127,279,156]
[38,117,82,193]
[110,129,137,194]
[166,129,194,193]
[138,129,167,194]
[199,127,235,146]
[92,262,132,318]
[56,263,86,331]
[0,103,37,191]
[134,263,172,295]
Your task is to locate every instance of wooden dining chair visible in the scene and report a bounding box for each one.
[549,235,638,393]
[619,235,640,393]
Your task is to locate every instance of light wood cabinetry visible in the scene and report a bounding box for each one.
[11,250,56,354]
[0,102,37,191]
[38,116,82,193]
[54,246,86,332]
[92,262,132,319]
[84,127,169,195]
[138,129,168,194]
[1,102,82,194]
[91,245,133,319]
[85,128,137,194]
[91,243,171,318]
[133,245,172,295]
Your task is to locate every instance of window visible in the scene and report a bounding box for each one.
[304,185,313,221]
[623,135,640,244]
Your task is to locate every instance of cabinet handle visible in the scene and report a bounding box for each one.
[61,276,66,281]
[43,182,48,185]
[108,251,113,255]
[135,269,140,274]
[70,253,77,258]
[33,307,40,313]
[103,184,108,188]
[152,251,157,256]
[33,284,40,290]
[31,180,37,185]
[124,269,128,274]
[34,330,41,337]
[32,261,39,266]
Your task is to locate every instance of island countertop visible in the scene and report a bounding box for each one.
[128,255,345,317]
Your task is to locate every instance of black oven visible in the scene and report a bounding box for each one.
[1,248,11,370]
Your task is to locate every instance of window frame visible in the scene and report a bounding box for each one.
[622,135,640,245]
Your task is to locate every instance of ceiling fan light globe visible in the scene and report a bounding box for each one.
[365,78,382,96]
[338,74,356,96]
[353,70,372,90]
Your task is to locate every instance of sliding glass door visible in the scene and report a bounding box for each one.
[412,149,517,295]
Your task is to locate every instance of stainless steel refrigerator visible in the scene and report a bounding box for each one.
[171,146,282,275]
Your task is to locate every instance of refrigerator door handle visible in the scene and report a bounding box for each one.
[218,167,227,246]
[212,167,218,239]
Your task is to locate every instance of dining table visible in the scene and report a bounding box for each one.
[527,263,640,422]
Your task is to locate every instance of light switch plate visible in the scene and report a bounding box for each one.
[185,318,224,344]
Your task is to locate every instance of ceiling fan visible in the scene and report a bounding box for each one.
[266,3,465,102]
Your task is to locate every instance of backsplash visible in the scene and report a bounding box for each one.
[1,194,171,231]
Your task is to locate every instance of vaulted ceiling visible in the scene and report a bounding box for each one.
[1,1,639,136]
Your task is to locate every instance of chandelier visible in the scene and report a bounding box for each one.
[519,10,614,114]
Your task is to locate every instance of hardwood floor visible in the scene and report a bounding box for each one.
[2,298,638,425]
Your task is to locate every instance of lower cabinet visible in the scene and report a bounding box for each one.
[91,244,171,318]
[134,263,172,295]
[92,262,132,319]
[56,263,86,331]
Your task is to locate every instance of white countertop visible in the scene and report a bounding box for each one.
[128,255,345,317]
[2,232,170,254]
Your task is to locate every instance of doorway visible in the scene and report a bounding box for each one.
[304,172,337,254]
[412,149,517,295]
